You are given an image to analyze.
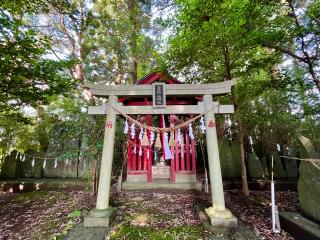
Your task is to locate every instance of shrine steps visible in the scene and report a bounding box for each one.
[122,179,202,191]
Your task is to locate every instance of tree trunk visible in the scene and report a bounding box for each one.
[287,0,320,93]
[223,41,250,196]
[115,44,124,85]
[131,55,138,84]
[238,119,250,196]
[116,145,128,193]
[76,131,83,179]
[36,107,50,153]
[128,0,138,84]
[307,60,320,92]
[231,92,250,197]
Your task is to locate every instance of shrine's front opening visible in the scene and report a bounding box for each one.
[117,74,202,189]
[125,114,200,189]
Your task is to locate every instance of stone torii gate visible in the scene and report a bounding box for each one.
[84,80,238,228]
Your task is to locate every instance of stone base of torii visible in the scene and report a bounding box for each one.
[83,81,238,228]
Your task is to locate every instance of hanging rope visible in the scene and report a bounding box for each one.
[23,153,57,160]
[278,155,320,170]
[278,155,320,163]
[107,100,220,133]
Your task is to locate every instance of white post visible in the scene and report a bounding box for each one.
[271,181,276,232]
[84,95,118,227]
[203,94,237,227]
[96,95,118,209]
[203,95,225,210]
[271,155,280,232]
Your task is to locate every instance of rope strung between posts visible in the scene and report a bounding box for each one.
[11,152,85,170]
[23,153,57,160]
[278,155,320,170]
[279,155,320,163]
[106,100,220,133]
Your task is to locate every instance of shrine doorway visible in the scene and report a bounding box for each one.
[119,73,199,189]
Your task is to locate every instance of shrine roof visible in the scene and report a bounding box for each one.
[136,72,181,85]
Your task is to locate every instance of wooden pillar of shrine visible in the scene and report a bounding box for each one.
[175,128,180,172]
[185,131,191,171]
[170,114,175,182]
[147,115,153,182]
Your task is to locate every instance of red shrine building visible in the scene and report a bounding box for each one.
[120,73,202,190]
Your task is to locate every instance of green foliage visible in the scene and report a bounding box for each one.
[166,0,279,83]
[165,0,319,161]
[67,210,81,219]
[83,0,157,84]
[0,2,74,117]
[0,117,38,156]
[0,0,75,164]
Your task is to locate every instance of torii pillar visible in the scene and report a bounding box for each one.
[203,94,238,227]
[84,95,117,227]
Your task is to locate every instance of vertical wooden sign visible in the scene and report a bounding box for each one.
[152,83,166,108]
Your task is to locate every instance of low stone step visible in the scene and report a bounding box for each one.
[122,180,202,191]
[279,212,320,240]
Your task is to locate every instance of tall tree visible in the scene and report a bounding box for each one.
[254,0,320,92]
[0,0,73,120]
[87,0,156,84]
[30,0,90,86]
[166,0,282,196]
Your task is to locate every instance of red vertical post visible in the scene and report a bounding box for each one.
[133,137,137,171]
[185,132,191,171]
[175,129,180,172]
[170,115,175,182]
[138,142,142,171]
[191,139,196,172]
[127,142,132,171]
[143,148,147,171]
[147,115,152,182]
[180,134,185,171]
[190,115,196,172]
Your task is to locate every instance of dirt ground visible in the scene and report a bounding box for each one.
[0,191,95,240]
[108,190,298,240]
[0,189,299,240]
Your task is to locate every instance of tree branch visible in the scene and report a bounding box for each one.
[261,42,308,63]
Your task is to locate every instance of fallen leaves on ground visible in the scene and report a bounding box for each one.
[225,190,299,240]
[0,191,95,240]
[108,189,298,240]
[0,189,299,240]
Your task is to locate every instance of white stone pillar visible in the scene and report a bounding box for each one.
[203,94,237,227]
[84,95,117,227]
[96,95,117,209]
[203,94,225,210]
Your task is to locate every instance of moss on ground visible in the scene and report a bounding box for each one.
[109,224,205,240]
[14,191,49,202]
